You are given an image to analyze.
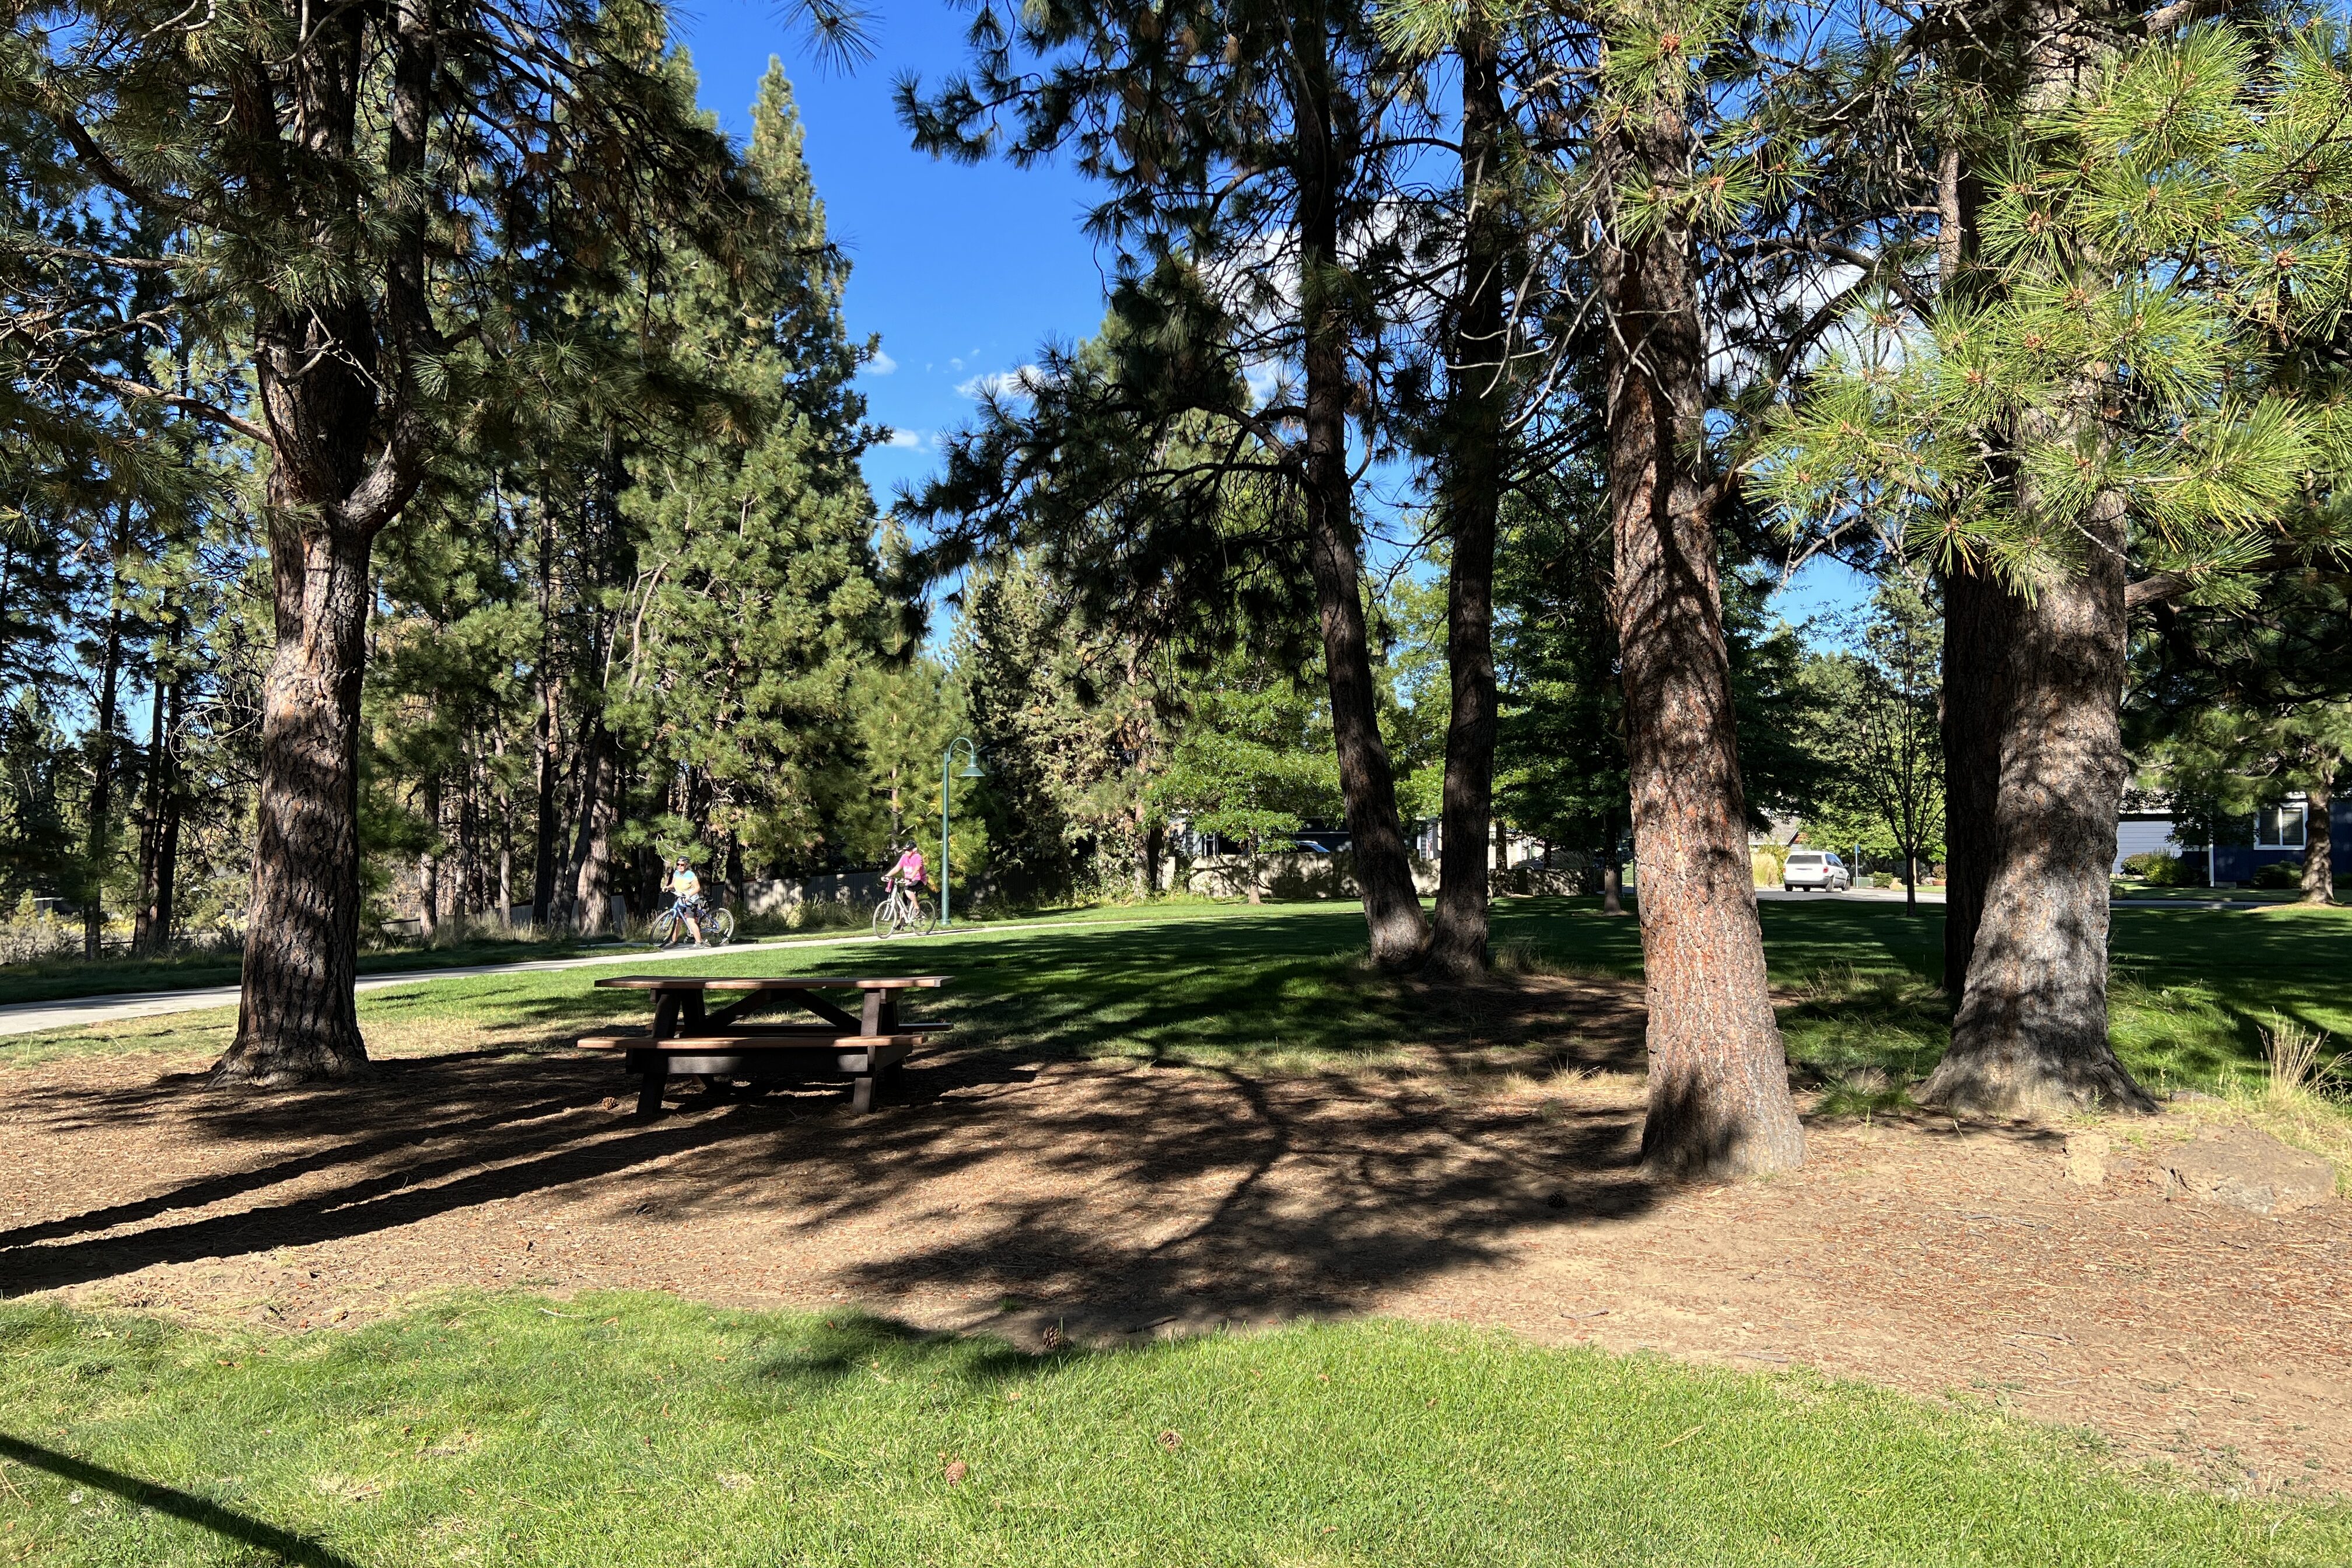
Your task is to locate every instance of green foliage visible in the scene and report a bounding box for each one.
[2122,852,2200,887]
[1764,28,2352,593]
[955,556,1170,902]
[1796,579,1945,877]
[2129,565,2352,872]
[1150,649,1345,896]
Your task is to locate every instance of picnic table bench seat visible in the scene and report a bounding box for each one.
[581,974,950,1116]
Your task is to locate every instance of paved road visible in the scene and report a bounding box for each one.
[1755,886,1946,902]
[0,921,1080,1041]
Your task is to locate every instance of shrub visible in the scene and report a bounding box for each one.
[2250,858,2305,890]
[2120,850,2200,887]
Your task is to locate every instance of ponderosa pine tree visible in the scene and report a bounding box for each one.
[899,0,1434,967]
[1768,24,2352,1112]
[7,0,805,1082]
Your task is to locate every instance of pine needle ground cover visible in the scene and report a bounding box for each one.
[4,1293,2344,1567]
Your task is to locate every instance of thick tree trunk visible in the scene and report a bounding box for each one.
[2301,768,2334,905]
[1923,495,2154,1115]
[82,595,124,958]
[1923,2,2154,1118]
[215,2,439,1085]
[1294,1,1428,970]
[1602,858,1625,916]
[1429,27,1510,981]
[215,522,377,1084]
[1602,108,1804,1180]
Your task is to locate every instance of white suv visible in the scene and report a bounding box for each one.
[1782,850,1851,892]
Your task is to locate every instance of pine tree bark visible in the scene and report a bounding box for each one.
[2301,766,2335,905]
[218,520,380,1083]
[1292,0,1427,970]
[82,592,124,959]
[1601,103,1804,1179]
[135,678,183,956]
[1939,559,2014,996]
[417,773,442,939]
[1429,25,1511,981]
[1924,489,2153,1114]
[214,0,440,1085]
[570,720,620,935]
[1921,1,2153,1116]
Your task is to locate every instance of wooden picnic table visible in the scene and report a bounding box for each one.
[578,974,949,1116]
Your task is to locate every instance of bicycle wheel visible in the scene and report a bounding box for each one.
[706,908,735,944]
[915,896,937,934]
[873,898,897,940]
[653,910,682,949]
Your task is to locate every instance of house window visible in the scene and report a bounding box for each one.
[2256,803,2307,849]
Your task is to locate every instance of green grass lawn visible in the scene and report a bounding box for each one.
[10,897,2350,1102]
[5,1292,2343,1567]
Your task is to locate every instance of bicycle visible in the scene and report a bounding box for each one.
[652,899,734,948]
[871,880,937,939]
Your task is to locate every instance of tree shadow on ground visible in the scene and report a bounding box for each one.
[3,969,1657,1332]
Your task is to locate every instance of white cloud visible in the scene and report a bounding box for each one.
[1244,360,1287,408]
[957,365,1045,401]
[882,428,923,449]
[863,349,897,376]
[948,356,964,372]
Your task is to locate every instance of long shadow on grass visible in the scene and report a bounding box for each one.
[4,956,1656,1320]
[0,1434,360,1567]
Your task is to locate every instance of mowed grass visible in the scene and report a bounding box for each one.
[9,896,2351,1102]
[5,1293,2345,1568]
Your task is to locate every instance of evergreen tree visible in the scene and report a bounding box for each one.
[900,0,1436,966]
[8,0,795,1082]
[1767,24,2352,1111]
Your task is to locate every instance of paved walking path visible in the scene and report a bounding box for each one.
[0,920,1088,1041]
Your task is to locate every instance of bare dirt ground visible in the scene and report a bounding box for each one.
[5,978,2346,1499]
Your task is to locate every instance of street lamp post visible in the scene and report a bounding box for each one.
[941,737,982,927]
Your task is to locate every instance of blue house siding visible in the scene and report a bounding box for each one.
[2210,799,2352,885]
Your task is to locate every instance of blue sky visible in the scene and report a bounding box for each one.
[668,4,1871,626]
[671,5,1107,501]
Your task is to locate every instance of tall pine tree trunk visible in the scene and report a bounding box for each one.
[1921,1,2151,1116]
[570,721,620,935]
[217,517,379,1083]
[82,593,124,959]
[1602,104,1803,1179]
[1940,561,2013,996]
[417,773,442,939]
[528,508,562,928]
[134,667,174,955]
[1924,488,2151,1113]
[215,3,439,1085]
[1294,0,1428,970]
[1429,24,1511,980]
[2300,766,2334,905]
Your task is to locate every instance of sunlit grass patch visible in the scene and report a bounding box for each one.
[4,1293,2346,1566]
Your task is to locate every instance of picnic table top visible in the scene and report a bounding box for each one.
[594,974,947,992]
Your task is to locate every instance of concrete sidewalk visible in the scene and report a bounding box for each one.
[0,919,1090,1041]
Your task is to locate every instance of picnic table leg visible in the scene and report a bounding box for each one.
[635,1058,669,1118]
[852,989,896,1112]
[636,995,682,1118]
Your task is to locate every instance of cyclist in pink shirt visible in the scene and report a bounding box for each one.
[888,844,927,891]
